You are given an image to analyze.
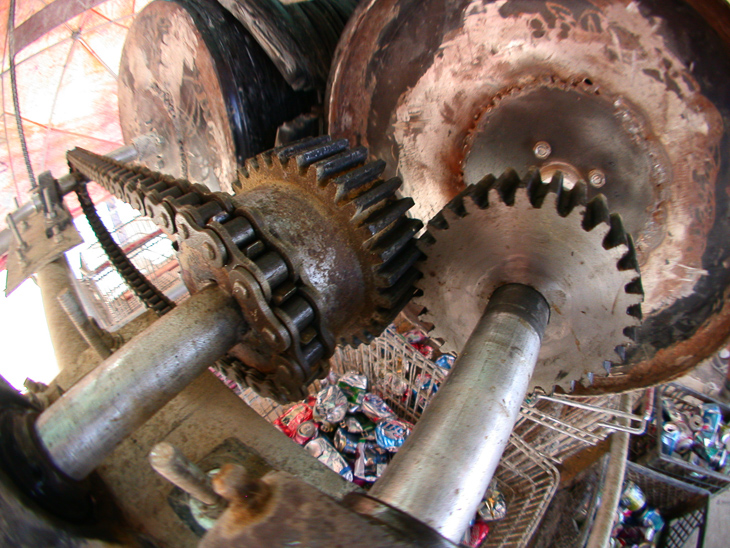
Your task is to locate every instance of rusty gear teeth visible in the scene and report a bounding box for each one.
[236,136,423,348]
[415,168,643,393]
[68,135,422,403]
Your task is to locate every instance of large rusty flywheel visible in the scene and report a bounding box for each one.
[327,0,730,394]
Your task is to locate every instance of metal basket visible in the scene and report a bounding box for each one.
[76,217,186,330]
[637,383,730,493]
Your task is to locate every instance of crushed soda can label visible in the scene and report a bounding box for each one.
[478,479,507,521]
[293,421,318,445]
[465,521,489,548]
[338,372,369,404]
[334,427,360,456]
[353,441,388,482]
[305,437,353,482]
[620,481,646,512]
[362,393,397,422]
[273,402,313,438]
[661,422,681,455]
[342,413,376,438]
[313,384,348,425]
[435,354,456,370]
[375,418,411,452]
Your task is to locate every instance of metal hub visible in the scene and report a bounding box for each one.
[416,170,642,392]
[327,0,730,392]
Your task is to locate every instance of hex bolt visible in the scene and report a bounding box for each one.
[149,442,223,507]
[589,169,606,188]
[533,141,552,160]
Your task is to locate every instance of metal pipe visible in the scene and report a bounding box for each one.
[56,288,112,359]
[149,442,222,506]
[368,284,550,542]
[586,393,632,548]
[36,286,246,480]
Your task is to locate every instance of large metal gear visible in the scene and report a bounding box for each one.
[328,0,730,393]
[416,170,643,392]
[67,136,422,403]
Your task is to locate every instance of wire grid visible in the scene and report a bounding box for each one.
[624,461,710,548]
[641,383,730,492]
[78,216,184,330]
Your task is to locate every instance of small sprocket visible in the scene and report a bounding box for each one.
[416,170,643,393]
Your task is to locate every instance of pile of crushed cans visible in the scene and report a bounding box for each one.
[610,480,664,547]
[271,329,508,547]
[660,398,730,474]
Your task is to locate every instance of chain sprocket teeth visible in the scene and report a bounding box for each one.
[238,136,424,348]
[416,168,643,391]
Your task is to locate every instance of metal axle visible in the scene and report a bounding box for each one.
[35,286,247,480]
[368,284,550,542]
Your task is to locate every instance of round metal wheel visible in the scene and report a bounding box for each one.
[327,0,730,393]
[118,0,314,193]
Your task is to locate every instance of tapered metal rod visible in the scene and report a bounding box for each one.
[369,284,550,543]
[36,286,247,480]
[149,442,222,506]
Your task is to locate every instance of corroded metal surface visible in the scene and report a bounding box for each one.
[118,0,313,194]
[416,173,642,392]
[327,0,730,393]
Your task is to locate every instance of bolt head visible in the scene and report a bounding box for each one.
[533,141,551,160]
[588,169,606,188]
[262,327,277,346]
[232,281,249,300]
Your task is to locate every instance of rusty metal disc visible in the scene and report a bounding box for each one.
[328,0,730,393]
[118,0,314,193]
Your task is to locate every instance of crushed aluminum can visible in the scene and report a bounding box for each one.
[435,353,456,370]
[380,371,409,398]
[313,385,348,426]
[342,413,376,438]
[305,437,353,481]
[293,421,318,445]
[375,418,411,452]
[338,372,369,405]
[334,427,360,456]
[661,423,681,455]
[639,508,664,535]
[620,481,646,513]
[273,402,313,438]
[701,403,722,436]
[353,441,389,482]
[362,393,397,422]
[465,521,490,548]
[404,329,427,345]
[687,412,704,432]
[478,479,508,521]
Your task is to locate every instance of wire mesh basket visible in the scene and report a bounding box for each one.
[634,383,730,493]
[76,217,186,330]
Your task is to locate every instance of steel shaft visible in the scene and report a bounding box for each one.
[368,284,549,542]
[36,286,246,480]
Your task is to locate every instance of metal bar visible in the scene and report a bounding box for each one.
[149,442,222,506]
[368,284,550,543]
[0,140,149,257]
[586,393,632,548]
[35,286,247,480]
[56,288,112,359]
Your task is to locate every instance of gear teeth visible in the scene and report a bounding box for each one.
[376,244,423,287]
[495,169,522,205]
[275,135,331,162]
[524,169,544,207]
[558,181,587,217]
[427,211,450,232]
[627,303,643,321]
[623,325,640,341]
[334,161,387,203]
[625,277,644,295]
[296,138,349,168]
[603,360,613,374]
[582,194,611,231]
[352,177,402,222]
[367,217,423,263]
[614,345,627,362]
[362,198,415,235]
[618,233,641,272]
[314,146,368,182]
[245,156,260,174]
[373,265,422,309]
[603,213,628,250]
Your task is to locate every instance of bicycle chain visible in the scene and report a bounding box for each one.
[67,147,329,403]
